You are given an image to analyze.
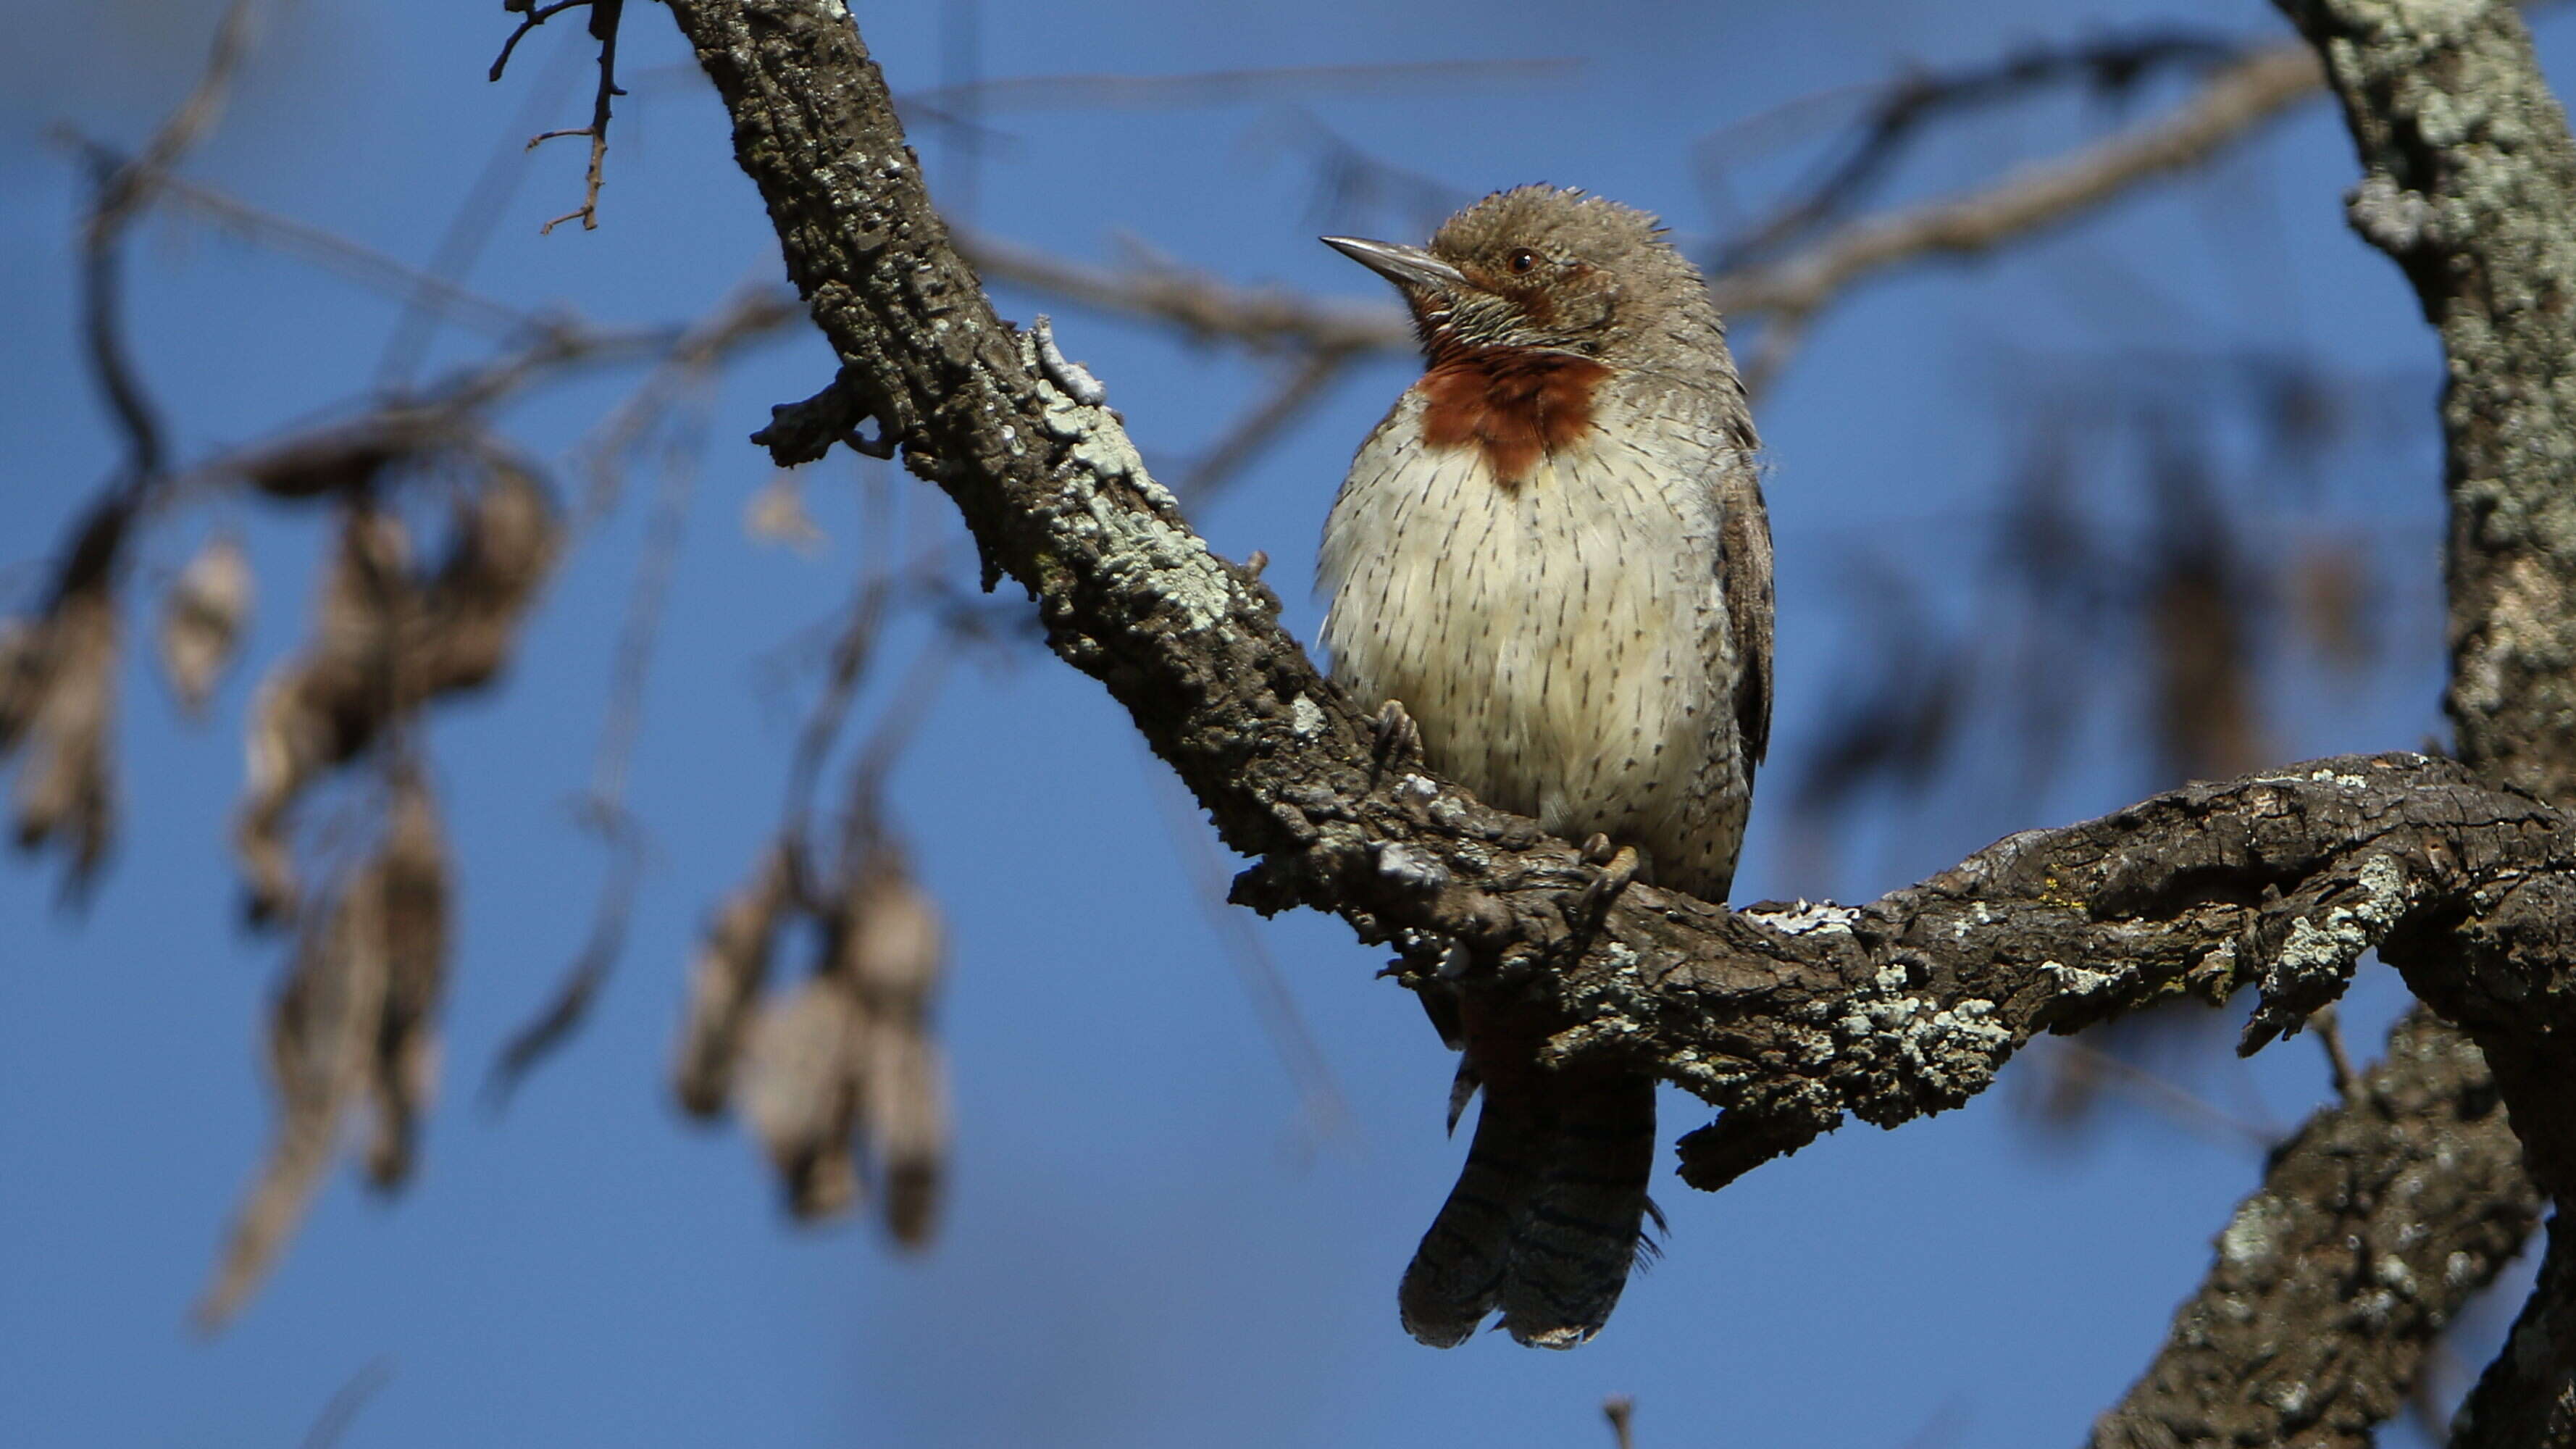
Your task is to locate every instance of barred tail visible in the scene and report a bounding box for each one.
[1399,1056,1658,1350]
[1496,1063,1656,1348]
[1398,1065,1544,1347]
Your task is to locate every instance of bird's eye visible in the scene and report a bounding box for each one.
[1507,248,1539,275]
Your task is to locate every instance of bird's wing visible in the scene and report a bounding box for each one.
[1718,467,1774,769]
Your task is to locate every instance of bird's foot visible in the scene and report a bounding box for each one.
[1373,698,1423,772]
[1573,836,1641,922]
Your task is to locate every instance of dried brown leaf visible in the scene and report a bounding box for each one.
[672,841,795,1116]
[236,417,446,500]
[159,532,252,716]
[233,464,557,924]
[197,856,393,1329]
[414,458,560,694]
[745,471,827,556]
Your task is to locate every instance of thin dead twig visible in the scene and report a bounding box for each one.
[1143,749,1357,1154]
[1602,1395,1636,1449]
[383,36,585,388]
[907,58,1580,114]
[958,227,1410,355]
[1175,347,1359,506]
[298,1356,396,1449]
[493,0,627,234]
[485,390,708,1103]
[1707,28,2247,272]
[59,136,535,341]
[1710,41,2322,333]
[79,0,266,495]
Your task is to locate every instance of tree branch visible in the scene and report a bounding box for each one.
[950,37,2328,383]
[653,2,2576,1227]
[1706,40,2322,331]
[2090,1006,2540,1448]
[2265,0,2576,1440]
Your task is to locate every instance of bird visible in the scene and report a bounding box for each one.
[1316,185,1771,1350]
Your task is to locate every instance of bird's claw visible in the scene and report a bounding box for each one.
[1373,698,1422,769]
[1574,842,1642,921]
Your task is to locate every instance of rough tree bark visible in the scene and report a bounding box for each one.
[2269,1,2576,1442]
[2091,1007,2539,1446]
[654,0,2576,1435]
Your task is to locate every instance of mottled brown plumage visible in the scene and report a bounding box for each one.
[1318,186,1770,1348]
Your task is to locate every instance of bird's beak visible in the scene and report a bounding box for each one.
[1321,235,1467,294]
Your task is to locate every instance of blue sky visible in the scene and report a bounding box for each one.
[0,1,2553,1444]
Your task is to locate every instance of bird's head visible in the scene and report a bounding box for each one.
[1324,185,1719,371]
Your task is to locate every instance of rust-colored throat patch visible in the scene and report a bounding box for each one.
[1417,346,1610,488]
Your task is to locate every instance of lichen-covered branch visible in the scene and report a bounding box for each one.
[2275,0,2576,807]
[2090,1007,2540,1449]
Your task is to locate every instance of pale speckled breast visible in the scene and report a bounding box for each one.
[1318,386,1754,900]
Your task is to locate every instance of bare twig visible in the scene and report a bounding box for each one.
[2312,1003,2359,1103]
[383,33,584,388]
[1174,347,1357,506]
[2041,1035,2277,1153]
[1708,41,2324,368]
[488,0,593,84]
[577,279,799,521]
[1707,28,2248,272]
[298,1356,396,1449]
[59,136,535,341]
[1143,748,1356,1151]
[495,0,626,234]
[485,390,708,1102]
[1602,1395,1636,1449]
[957,227,1410,354]
[906,58,1581,115]
[78,0,266,494]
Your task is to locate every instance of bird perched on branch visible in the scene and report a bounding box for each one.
[1317,185,1771,1348]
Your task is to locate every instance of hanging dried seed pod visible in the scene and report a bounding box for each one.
[365,770,449,1190]
[741,972,866,1220]
[197,851,395,1330]
[235,508,410,924]
[834,840,950,1245]
[11,583,120,893]
[158,533,253,717]
[859,1021,946,1248]
[672,840,796,1117]
[840,843,944,1017]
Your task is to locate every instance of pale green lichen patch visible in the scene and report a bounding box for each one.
[1289,693,1326,739]
[2274,854,2409,980]
[2042,959,2120,998]
[1749,899,1860,936]
[1831,964,2013,1119]
[2221,1193,2289,1267]
[1014,332,1234,632]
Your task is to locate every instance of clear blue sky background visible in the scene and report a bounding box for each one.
[0,1,2559,1445]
